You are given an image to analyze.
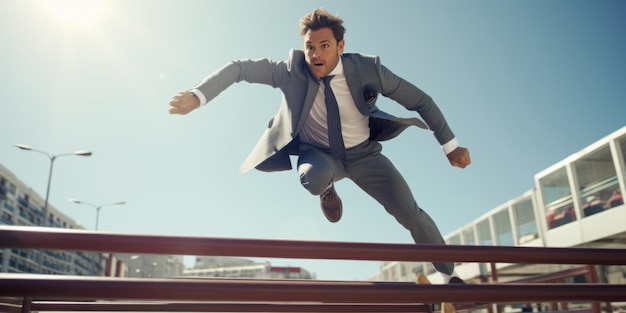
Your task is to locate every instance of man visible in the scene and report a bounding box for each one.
[169,8,471,283]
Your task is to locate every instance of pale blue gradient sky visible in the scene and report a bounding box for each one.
[1,0,624,280]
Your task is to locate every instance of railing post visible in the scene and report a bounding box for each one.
[587,265,601,313]
[558,278,568,311]
[550,302,558,311]
[490,262,499,282]
[490,262,499,313]
[20,298,32,313]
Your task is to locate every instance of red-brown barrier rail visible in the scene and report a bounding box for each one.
[2,274,626,303]
[2,226,626,264]
[29,301,429,313]
[1,225,626,312]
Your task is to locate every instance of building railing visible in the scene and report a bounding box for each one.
[1,225,626,313]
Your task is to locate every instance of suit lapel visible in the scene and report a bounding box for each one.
[342,56,370,116]
[294,66,321,135]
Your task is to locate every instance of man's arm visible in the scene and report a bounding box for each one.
[373,58,471,168]
[168,53,292,115]
[168,61,247,115]
[441,138,471,168]
[447,146,471,168]
[169,91,200,115]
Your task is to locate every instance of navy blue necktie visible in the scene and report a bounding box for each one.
[322,76,346,159]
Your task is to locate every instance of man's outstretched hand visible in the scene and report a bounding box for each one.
[447,147,471,169]
[169,91,200,115]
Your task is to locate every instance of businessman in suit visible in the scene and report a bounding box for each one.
[169,8,471,283]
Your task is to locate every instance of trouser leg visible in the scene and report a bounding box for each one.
[297,144,347,195]
[345,141,454,275]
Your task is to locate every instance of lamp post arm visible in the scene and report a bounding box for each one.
[70,200,125,231]
[95,202,125,230]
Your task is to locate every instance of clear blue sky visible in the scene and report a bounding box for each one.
[1,0,625,280]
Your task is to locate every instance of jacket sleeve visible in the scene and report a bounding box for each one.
[193,51,294,105]
[375,59,456,146]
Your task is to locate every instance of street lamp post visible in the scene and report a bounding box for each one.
[14,144,92,273]
[68,198,126,230]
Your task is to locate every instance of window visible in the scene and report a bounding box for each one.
[541,167,571,205]
[574,144,619,217]
[540,167,576,229]
[620,135,626,170]
[0,177,7,200]
[1,211,12,225]
[447,234,461,245]
[7,183,16,195]
[477,219,492,246]
[606,136,626,209]
[513,198,538,244]
[493,209,514,246]
[462,227,476,245]
[4,199,15,213]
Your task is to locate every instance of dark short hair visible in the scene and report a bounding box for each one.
[299,8,346,42]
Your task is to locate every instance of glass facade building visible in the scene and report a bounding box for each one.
[370,126,626,285]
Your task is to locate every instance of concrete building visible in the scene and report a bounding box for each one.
[115,253,185,278]
[183,256,314,279]
[0,164,103,276]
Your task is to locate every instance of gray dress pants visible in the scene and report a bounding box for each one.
[297,140,454,275]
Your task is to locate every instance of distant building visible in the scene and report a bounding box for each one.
[183,256,314,279]
[1,164,312,280]
[0,164,104,276]
[371,126,626,285]
[115,254,185,278]
[369,261,423,282]
[194,256,254,269]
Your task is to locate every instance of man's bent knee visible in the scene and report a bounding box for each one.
[299,163,332,195]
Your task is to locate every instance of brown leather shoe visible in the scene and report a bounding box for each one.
[320,184,342,223]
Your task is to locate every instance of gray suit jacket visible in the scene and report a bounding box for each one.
[194,49,455,174]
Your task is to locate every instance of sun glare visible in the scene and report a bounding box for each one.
[42,0,104,29]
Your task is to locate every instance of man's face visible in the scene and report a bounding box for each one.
[303,27,344,78]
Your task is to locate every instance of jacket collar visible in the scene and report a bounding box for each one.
[341,54,369,115]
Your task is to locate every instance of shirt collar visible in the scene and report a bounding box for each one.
[327,57,344,77]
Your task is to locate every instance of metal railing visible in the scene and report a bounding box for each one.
[1,225,625,313]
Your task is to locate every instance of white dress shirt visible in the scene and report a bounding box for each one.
[299,59,369,149]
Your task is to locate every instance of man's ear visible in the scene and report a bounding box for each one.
[337,39,345,54]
